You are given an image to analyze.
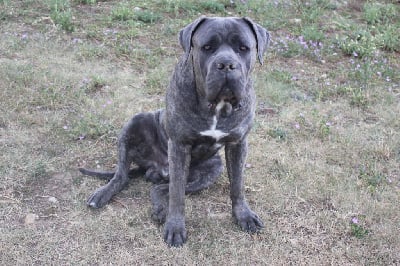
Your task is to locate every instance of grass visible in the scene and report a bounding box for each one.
[1,0,399,264]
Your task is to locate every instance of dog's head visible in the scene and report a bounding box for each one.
[179,17,270,114]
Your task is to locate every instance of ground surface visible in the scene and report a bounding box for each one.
[1,0,399,264]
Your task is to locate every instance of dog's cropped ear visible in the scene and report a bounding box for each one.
[243,17,270,65]
[179,16,207,63]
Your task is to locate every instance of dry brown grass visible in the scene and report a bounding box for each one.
[1,0,399,265]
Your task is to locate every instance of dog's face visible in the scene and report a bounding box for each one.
[179,17,270,114]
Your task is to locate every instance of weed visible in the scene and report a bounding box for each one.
[0,0,9,21]
[339,3,399,56]
[350,216,369,239]
[338,30,380,58]
[349,59,374,89]
[379,25,400,52]
[349,87,369,109]
[269,69,292,84]
[31,161,47,179]
[267,128,288,141]
[318,120,332,140]
[363,3,382,25]
[363,3,397,25]
[161,0,201,15]
[80,76,107,94]
[114,41,134,57]
[50,0,75,32]
[199,1,225,13]
[161,0,225,14]
[358,165,386,194]
[301,25,325,42]
[135,10,161,24]
[111,3,135,21]
[74,0,96,4]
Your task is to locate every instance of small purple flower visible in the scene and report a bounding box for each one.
[351,217,359,224]
[353,51,358,57]
[81,78,91,85]
[294,123,300,129]
[72,38,81,44]
[386,77,391,82]
[63,125,69,130]
[311,41,317,48]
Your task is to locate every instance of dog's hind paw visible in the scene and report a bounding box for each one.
[151,206,167,224]
[150,184,169,223]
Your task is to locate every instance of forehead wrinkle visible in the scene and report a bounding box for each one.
[192,18,256,49]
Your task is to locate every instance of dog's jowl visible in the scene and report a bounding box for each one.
[80,16,270,247]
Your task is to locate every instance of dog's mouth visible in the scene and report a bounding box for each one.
[208,88,241,110]
[207,98,241,117]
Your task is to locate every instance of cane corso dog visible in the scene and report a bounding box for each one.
[79,16,270,247]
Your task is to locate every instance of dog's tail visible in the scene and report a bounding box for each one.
[78,167,145,181]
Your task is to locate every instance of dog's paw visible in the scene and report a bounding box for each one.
[151,204,167,224]
[163,218,187,247]
[87,185,113,208]
[232,202,264,233]
[145,169,164,183]
[150,184,169,223]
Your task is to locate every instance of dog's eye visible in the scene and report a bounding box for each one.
[203,45,212,51]
[239,45,248,51]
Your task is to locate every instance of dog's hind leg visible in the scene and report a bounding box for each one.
[185,154,223,193]
[150,154,223,223]
[86,133,133,208]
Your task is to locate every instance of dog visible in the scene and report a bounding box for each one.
[80,16,270,247]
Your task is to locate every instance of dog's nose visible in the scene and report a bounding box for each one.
[216,60,237,71]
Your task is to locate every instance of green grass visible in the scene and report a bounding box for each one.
[50,0,75,32]
[0,0,399,264]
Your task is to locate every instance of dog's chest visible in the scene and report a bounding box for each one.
[199,115,229,142]
[191,115,228,162]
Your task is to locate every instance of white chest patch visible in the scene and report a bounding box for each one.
[200,101,229,141]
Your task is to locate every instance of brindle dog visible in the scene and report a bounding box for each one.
[80,16,270,247]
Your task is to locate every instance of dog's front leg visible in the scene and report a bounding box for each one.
[225,138,264,232]
[163,139,191,247]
